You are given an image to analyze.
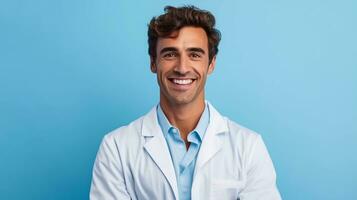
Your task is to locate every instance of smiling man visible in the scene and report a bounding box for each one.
[90,5,281,200]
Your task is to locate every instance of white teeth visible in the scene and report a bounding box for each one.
[172,79,193,85]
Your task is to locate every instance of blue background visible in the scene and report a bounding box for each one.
[1,0,356,199]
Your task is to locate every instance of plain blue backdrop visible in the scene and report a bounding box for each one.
[1,0,356,199]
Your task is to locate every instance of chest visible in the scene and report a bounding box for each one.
[125,144,245,200]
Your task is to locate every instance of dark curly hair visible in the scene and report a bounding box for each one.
[148,5,221,64]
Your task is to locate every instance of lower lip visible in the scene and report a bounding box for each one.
[169,79,195,91]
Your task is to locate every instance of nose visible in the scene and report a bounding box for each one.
[174,54,190,75]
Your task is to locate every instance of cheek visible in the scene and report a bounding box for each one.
[157,62,174,75]
[195,64,210,76]
[156,68,168,84]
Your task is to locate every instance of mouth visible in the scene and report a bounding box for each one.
[169,78,194,84]
[168,78,196,90]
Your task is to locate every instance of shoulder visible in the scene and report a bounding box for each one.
[207,102,261,146]
[102,115,144,147]
[225,118,261,143]
[215,111,264,156]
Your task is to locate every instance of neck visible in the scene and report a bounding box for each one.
[160,97,205,142]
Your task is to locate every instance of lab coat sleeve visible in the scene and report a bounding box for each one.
[90,134,131,200]
[240,135,282,200]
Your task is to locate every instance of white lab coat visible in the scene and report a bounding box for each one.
[90,103,281,200]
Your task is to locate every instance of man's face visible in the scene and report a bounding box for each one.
[151,26,216,106]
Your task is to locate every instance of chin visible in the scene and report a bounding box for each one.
[169,93,201,106]
[161,87,203,106]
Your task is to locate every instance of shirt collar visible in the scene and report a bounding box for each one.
[157,102,210,141]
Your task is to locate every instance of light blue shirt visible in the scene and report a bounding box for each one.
[157,103,210,200]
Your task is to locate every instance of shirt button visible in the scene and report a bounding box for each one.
[179,166,185,174]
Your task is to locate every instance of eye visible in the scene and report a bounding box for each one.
[163,52,177,59]
[190,52,202,59]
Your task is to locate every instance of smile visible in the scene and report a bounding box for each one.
[168,78,196,90]
[172,79,193,85]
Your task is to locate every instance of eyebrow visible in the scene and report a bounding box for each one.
[159,47,206,55]
[160,47,178,55]
[187,47,205,54]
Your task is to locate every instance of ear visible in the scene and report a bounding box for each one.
[150,57,157,73]
[207,56,216,74]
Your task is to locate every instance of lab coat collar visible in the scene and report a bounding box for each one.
[141,101,228,200]
[195,101,228,170]
[141,106,179,199]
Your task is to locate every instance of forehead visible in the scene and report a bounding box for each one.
[156,27,209,52]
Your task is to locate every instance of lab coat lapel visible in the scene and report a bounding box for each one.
[196,103,228,170]
[141,107,179,200]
